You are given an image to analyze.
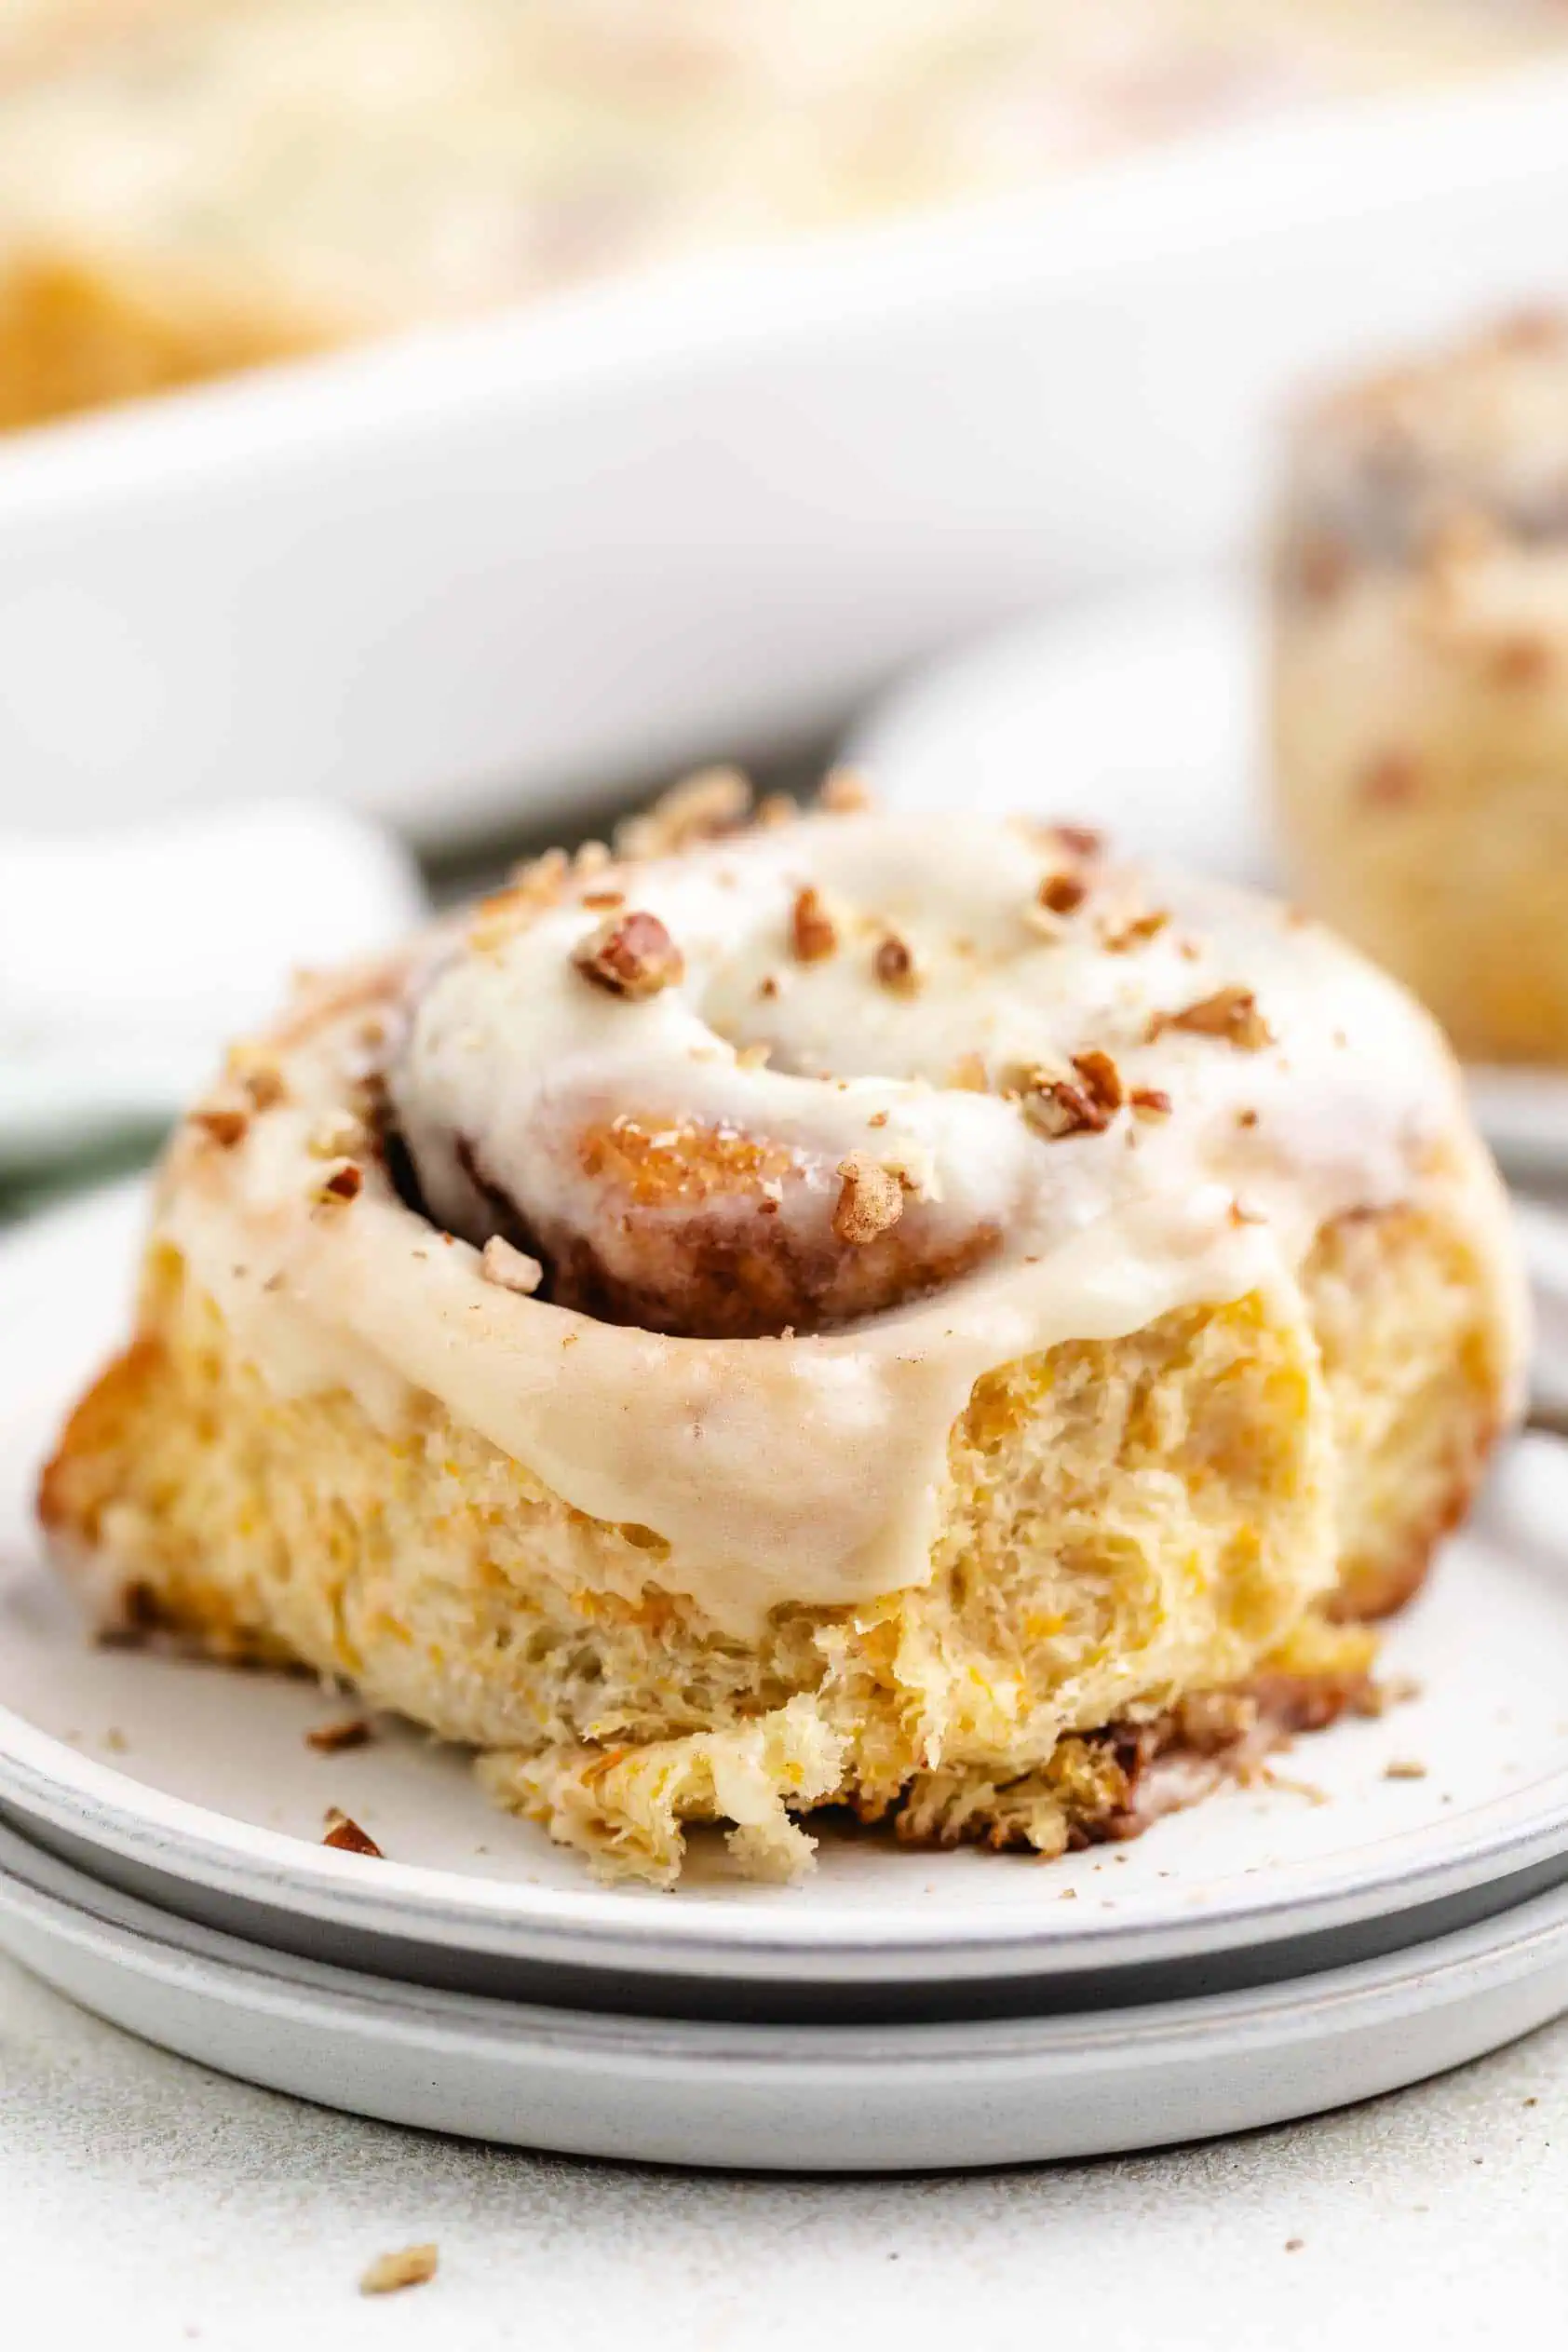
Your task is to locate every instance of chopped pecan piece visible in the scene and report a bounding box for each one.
[316,1161,363,1204]
[305,1717,374,1754]
[1129,1087,1172,1121]
[323,1808,383,1857]
[1071,1048,1124,1116]
[1152,987,1273,1051]
[872,932,921,994]
[1037,872,1088,917]
[359,2245,438,2297]
[1102,909,1170,953]
[1020,1073,1112,1141]
[832,1154,905,1244]
[615,767,750,858]
[790,885,838,963]
[192,1106,248,1149]
[574,910,684,998]
[485,850,568,931]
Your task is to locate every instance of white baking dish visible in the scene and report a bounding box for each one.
[4,65,1568,845]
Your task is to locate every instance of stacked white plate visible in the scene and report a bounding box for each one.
[5,1184,1568,2170]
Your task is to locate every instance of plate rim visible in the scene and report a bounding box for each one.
[8,1811,1568,2170]
[5,1696,1568,1984]
[3,1807,1568,2064]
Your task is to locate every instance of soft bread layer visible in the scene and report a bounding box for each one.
[40,1196,1502,1886]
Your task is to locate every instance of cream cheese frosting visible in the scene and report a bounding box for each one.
[157,808,1522,1637]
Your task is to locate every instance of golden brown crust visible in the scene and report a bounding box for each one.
[874,1663,1379,1858]
[37,1334,162,1548]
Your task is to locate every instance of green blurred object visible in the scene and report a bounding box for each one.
[0,1125,166,1227]
[0,756,823,1231]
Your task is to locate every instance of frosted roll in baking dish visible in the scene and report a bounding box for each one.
[1273,312,1568,1064]
[2,0,1565,430]
[41,779,1523,1885]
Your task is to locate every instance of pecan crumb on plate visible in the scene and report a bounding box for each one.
[305,1717,374,1754]
[359,2245,438,2297]
[323,1807,384,1857]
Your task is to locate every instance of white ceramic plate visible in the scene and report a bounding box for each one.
[856,577,1568,1180]
[2,1811,1565,2169]
[9,70,1568,843]
[6,1184,1568,2014]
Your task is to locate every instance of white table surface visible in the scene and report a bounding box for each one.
[2,1951,1561,2351]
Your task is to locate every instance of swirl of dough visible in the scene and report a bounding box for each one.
[386,788,1468,1343]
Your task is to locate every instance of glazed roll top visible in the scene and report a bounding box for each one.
[155,784,1521,1638]
[390,790,1480,1337]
